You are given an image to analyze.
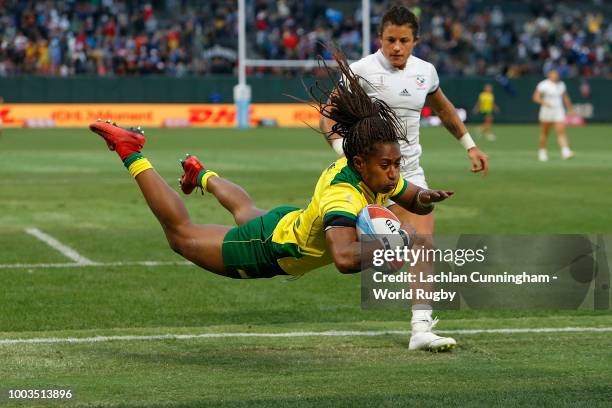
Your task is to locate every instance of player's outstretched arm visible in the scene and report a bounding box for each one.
[394,181,454,216]
[427,88,489,175]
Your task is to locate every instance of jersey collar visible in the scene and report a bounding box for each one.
[375,49,414,71]
[375,49,394,71]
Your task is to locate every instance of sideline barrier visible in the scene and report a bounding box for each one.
[0,104,322,128]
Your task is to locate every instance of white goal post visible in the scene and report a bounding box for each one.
[235,0,372,128]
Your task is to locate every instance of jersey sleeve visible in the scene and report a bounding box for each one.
[390,176,409,200]
[536,80,545,93]
[320,183,363,229]
[349,58,367,77]
[345,59,367,90]
[428,63,440,95]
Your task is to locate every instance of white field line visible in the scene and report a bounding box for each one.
[0,260,192,269]
[1,327,611,346]
[24,228,94,265]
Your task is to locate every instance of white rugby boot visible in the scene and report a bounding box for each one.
[409,317,456,352]
[561,147,575,160]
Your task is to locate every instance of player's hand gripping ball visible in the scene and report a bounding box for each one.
[356,204,412,273]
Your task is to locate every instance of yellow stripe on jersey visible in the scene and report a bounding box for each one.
[479,91,494,113]
[271,157,408,276]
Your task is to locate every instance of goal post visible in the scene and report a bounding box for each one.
[235,0,250,128]
[235,0,371,128]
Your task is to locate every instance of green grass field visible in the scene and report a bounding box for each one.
[0,125,611,407]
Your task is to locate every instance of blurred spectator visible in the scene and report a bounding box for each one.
[0,0,609,77]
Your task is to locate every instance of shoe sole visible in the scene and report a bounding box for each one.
[428,343,455,353]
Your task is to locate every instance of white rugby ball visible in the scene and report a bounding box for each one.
[356,204,402,237]
[356,204,409,272]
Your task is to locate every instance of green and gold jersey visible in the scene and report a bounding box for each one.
[478,91,495,113]
[271,157,408,276]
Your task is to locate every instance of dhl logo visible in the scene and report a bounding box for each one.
[189,107,249,125]
[0,108,16,124]
[0,104,321,127]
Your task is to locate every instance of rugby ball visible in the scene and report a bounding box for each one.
[356,204,409,272]
[356,204,402,237]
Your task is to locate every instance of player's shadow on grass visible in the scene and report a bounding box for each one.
[94,343,368,374]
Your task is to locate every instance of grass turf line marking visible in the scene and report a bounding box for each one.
[0,260,192,269]
[24,227,94,265]
[1,327,611,345]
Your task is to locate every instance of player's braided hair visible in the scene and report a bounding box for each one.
[309,51,407,168]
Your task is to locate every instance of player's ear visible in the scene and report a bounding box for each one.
[352,155,366,172]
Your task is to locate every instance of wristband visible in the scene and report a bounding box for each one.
[459,133,476,150]
[331,138,345,156]
[416,189,434,209]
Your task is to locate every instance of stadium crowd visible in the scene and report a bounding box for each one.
[0,0,609,78]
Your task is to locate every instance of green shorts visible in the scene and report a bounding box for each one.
[222,206,300,279]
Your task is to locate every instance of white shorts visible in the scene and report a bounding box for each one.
[539,107,565,123]
[401,164,428,189]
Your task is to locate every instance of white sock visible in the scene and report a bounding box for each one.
[411,308,432,325]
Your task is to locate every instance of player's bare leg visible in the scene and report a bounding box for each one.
[179,154,267,225]
[134,168,230,274]
[538,122,551,161]
[390,204,456,352]
[483,115,495,141]
[209,178,267,224]
[88,120,237,277]
[554,122,575,159]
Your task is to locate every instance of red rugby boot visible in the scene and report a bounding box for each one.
[89,120,145,160]
[179,154,207,195]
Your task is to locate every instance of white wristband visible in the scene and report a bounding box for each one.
[331,138,345,156]
[459,133,476,150]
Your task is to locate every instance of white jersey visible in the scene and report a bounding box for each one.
[536,79,566,109]
[536,79,567,123]
[350,50,440,171]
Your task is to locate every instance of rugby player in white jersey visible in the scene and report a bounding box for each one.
[321,6,489,351]
[533,69,575,161]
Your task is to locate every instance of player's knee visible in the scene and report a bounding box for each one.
[234,207,262,226]
[164,225,193,255]
[233,212,250,226]
[167,234,185,255]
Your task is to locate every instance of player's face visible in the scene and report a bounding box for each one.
[354,142,402,195]
[379,24,417,70]
[548,70,560,82]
